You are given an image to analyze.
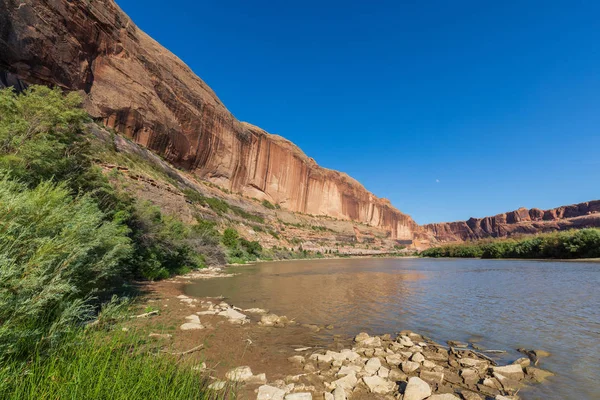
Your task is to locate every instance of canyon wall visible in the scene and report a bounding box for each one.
[424,201,600,242]
[0,0,419,239]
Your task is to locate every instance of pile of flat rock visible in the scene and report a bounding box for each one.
[176,297,268,330]
[219,331,552,400]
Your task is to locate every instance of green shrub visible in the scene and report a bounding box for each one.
[262,199,276,209]
[0,178,132,359]
[222,228,240,248]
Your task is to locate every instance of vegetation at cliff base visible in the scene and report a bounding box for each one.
[420,228,600,259]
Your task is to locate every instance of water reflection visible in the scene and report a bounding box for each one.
[185,258,600,400]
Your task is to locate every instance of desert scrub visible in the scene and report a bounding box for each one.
[0,178,132,359]
[0,328,227,400]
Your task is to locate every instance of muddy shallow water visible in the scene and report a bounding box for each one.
[185,258,600,399]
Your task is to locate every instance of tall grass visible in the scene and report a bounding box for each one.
[0,329,227,400]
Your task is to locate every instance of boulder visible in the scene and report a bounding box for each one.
[257,385,286,400]
[403,377,432,400]
[386,354,403,365]
[323,392,334,400]
[378,366,390,378]
[460,368,479,385]
[337,365,361,376]
[388,369,408,382]
[398,335,415,347]
[355,332,370,342]
[460,392,484,400]
[362,375,396,394]
[218,308,249,324]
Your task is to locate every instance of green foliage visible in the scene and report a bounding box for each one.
[261,199,276,209]
[222,228,240,248]
[230,205,265,223]
[421,228,600,259]
[0,178,132,359]
[0,86,89,188]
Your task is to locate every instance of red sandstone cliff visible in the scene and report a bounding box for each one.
[424,201,600,242]
[0,0,418,239]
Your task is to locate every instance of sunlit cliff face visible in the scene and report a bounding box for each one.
[0,0,421,241]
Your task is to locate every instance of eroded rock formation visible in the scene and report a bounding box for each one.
[424,201,600,242]
[0,0,419,239]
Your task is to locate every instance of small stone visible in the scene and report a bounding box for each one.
[422,360,436,369]
[323,392,334,400]
[332,372,358,391]
[447,340,468,348]
[377,366,390,378]
[460,391,484,400]
[388,369,407,382]
[386,354,403,365]
[419,370,444,385]
[398,335,414,347]
[362,375,396,394]
[184,314,201,323]
[512,357,530,367]
[333,386,347,400]
[257,385,286,400]
[492,364,524,380]
[337,365,361,376]
[355,332,370,342]
[460,368,479,385]
[247,373,268,385]
[191,362,207,371]
[411,352,425,363]
[364,357,382,375]
[225,366,253,382]
[525,366,555,383]
[403,376,431,400]
[402,360,420,373]
[208,381,226,390]
[179,322,204,330]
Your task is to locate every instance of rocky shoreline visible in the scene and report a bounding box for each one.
[162,266,553,400]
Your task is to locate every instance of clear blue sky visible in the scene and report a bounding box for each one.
[116,0,599,224]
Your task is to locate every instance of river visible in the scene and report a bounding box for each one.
[185,258,599,400]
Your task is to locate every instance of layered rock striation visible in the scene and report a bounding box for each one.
[0,0,418,239]
[424,200,600,242]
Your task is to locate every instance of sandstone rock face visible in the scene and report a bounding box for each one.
[424,201,600,242]
[0,0,419,240]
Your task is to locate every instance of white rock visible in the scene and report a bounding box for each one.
[362,375,396,394]
[208,381,226,390]
[285,393,312,400]
[333,386,347,400]
[196,310,217,315]
[492,364,524,380]
[257,385,286,400]
[422,360,436,369]
[244,307,268,314]
[398,335,414,347]
[225,366,254,382]
[180,322,204,330]
[219,308,249,324]
[364,357,382,375]
[378,366,390,378]
[403,376,431,400]
[185,315,201,323]
[177,295,189,299]
[355,332,370,342]
[402,360,420,373]
[323,392,334,400]
[332,372,358,391]
[386,354,403,365]
[362,337,382,347]
[411,352,425,363]
[288,355,305,364]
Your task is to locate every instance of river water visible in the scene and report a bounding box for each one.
[185,258,600,400]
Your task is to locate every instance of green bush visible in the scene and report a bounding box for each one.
[262,199,276,209]
[421,228,600,259]
[0,178,132,359]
